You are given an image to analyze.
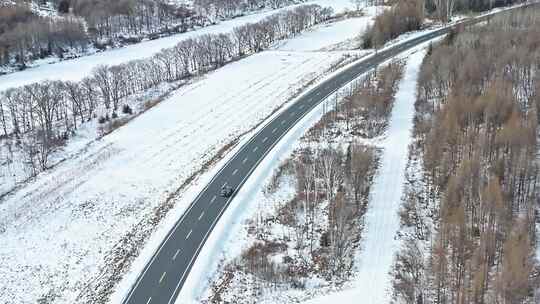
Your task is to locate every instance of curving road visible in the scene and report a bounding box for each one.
[121,5,537,304]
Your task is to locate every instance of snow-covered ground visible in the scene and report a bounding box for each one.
[303,46,427,304]
[0,6,376,198]
[0,0,358,93]
[0,51,348,304]
[0,7,376,304]
[3,2,528,302]
[3,1,530,303]
[274,7,379,51]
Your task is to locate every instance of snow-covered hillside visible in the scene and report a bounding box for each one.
[0,6,376,304]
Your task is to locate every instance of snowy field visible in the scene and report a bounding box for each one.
[0,0,357,93]
[274,7,380,52]
[0,6,376,304]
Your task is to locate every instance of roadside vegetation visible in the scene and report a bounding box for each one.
[391,8,540,304]
[203,60,405,303]
[361,0,526,48]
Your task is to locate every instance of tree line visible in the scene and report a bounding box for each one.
[0,0,311,69]
[392,8,540,304]
[362,0,526,48]
[0,4,332,178]
[192,0,310,20]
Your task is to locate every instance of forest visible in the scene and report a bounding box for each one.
[392,7,540,304]
[362,0,525,48]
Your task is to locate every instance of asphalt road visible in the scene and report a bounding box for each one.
[122,5,537,304]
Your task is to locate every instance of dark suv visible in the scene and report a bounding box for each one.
[220,185,234,198]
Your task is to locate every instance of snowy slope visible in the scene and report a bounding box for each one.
[303,46,427,304]
[0,0,357,93]
[0,35,360,304]
[275,6,379,51]
[0,4,375,304]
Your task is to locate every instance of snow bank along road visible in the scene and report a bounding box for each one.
[122,5,538,304]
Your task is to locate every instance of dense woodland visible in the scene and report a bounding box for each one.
[392,8,540,304]
[204,61,404,302]
[0,3,332,186]
[0,0,310,69]
[0,2,87,67]
[362,0,526,48]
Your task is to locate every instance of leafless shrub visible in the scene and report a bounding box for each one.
[362,0,423,48]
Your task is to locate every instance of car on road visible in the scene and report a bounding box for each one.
[220,185,234,198]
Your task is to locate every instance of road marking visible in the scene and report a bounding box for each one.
[253,146,258,152]
[198,211,205,221]
[262,137,268,143]
[281,120,286,125]
[159,272,167,284]
[232,169,238,176]
[299,104,304,109]
[210,195,217,204]
[173,249,180,260]
[186,230,193,240]
[272,128,277,134]
[146,297,152,304]
[242,157,248,164]
[290,111,296,116]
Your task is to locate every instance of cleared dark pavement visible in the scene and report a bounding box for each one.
[122,4,537,304]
